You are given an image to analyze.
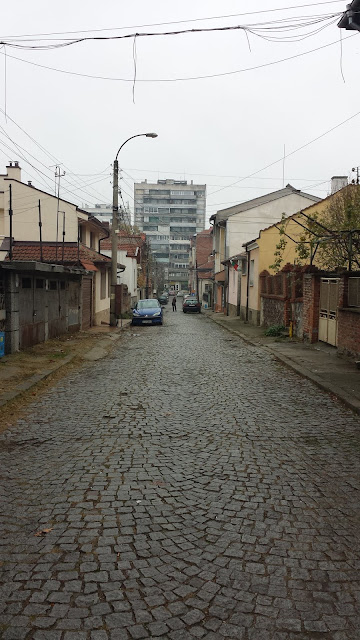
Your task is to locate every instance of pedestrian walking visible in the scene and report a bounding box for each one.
[172,296,177,311]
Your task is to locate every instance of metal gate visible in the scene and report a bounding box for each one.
[81,277,92,330]
[319,277,339,346]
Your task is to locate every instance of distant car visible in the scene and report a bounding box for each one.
[132,299,163,325]
[183,297,201,313]
[177,290,188,298]
[158,294,168,305]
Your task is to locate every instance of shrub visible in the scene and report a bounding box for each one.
[264,324,285,337]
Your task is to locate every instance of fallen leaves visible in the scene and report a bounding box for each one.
[34,527,53,537]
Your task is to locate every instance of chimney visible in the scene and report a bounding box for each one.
[331,176,348,194]
[6,161,21,182]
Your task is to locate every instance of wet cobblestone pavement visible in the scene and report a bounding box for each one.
[1,309,360,639]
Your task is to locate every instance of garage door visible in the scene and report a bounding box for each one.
[82,277,92,330]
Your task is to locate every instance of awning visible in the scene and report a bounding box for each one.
[215,270,226,282]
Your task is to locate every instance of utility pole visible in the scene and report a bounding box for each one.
[38,200,43,262]
[9,183,13,260]
[55,165,65,261]
[196,259,199,300]
[110,132,158,326]
[110,158,119,327]
[145,242,150,299]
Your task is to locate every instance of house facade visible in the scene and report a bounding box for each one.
[237,182,353,325]
[101,232,147,306]
[210,184,321,313]
[0,162,112,327]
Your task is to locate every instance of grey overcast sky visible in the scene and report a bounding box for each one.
[0,0,359,223]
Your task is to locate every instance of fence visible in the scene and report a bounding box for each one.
[260,264,304,337]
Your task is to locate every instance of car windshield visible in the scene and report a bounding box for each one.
[137,299,159,309]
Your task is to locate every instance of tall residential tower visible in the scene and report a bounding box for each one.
[134,179,206,291]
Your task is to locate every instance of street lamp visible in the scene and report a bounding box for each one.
[110,132,158,326]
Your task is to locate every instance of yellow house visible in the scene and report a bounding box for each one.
[239,183,352,324]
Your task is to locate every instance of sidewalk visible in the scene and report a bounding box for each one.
[204,310,360,416]
[0,320,132,419]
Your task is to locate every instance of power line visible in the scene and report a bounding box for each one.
[0,2,346,40]
[0,33,355,83]
[0,13,341,49]
[209,108,360,196]
[123,167,327,181]
[0,107,112,203]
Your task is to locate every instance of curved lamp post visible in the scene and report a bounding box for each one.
[110,133,158,326]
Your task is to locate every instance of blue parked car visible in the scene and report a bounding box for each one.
[131,299,163,326]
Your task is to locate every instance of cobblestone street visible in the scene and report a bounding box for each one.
[1,308,360,640]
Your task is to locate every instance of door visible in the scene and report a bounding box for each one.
[82,277,92,330]
[319,278,339,346]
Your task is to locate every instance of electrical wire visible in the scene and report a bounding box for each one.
[209,108,360,196]
[122,167,327,182]
[0,1,346,40]
[0,32,355,83]
[0,13,342,50]
[0,107,112,203]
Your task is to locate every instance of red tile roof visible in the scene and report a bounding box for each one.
[6,242,111,270]
[101,234,144,258]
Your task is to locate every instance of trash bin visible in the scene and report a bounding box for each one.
[0,332,4,358]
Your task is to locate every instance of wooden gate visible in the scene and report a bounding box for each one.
[319,277,339,346]
[81,277,92,330]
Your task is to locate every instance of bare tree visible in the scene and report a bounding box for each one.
[296,186,360,271]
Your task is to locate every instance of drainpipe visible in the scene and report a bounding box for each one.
[226,262,230,316]
[245,246,250,323]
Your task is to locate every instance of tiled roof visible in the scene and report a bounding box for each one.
[6,242,111,269]
[101,234,143,258]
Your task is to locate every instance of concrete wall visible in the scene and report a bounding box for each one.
[93,267,110,325]
[239,247,260,324]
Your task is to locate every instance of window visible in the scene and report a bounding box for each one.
[78,225,84,243]
[90,231,95,249]
[101,270,107,300]
[249,260,255,286]
[241,260,247,276]
[22,277,32,289]
[60,281,66,290]
[49,280,57,291]
[36,279,44,289]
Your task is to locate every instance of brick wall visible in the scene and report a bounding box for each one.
[338,308,360,357]
[303,270,320,343]
[260,264,303,332]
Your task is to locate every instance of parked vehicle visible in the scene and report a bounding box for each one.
[132,299,163,325]
[177,290,188,298]
[183,297,201,313]
[158,294,168,305]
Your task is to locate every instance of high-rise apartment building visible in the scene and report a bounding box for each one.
[134,179,206,290]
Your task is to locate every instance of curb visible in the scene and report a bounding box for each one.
[0,324,131,409]
[206,314,360,416]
